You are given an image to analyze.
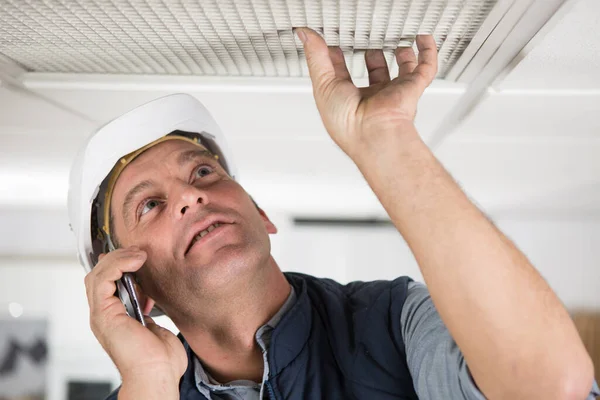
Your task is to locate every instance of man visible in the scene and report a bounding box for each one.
[68,29,599,399]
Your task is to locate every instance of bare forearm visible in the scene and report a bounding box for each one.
[354,125,594,399]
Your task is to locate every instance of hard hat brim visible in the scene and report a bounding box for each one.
[68,93,238,273]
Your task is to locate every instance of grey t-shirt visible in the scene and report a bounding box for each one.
[193,282,600,399]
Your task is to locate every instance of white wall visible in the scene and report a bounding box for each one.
[494,216,600,310]
[0,261,119,399]
[279,215,600,310]
[0,212,598,399]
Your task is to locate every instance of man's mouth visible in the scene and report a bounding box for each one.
[190,222,223,245]
[185,221,229,255]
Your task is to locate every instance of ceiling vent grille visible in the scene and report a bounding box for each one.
[0,0,499,79]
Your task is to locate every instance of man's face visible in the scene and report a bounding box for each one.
[109,139,277,313]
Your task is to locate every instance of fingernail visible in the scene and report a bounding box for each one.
[295,28,308,44]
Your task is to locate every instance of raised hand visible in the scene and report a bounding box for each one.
[295,28,438,160]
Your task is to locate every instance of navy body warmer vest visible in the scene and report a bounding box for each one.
[109,272,418,399]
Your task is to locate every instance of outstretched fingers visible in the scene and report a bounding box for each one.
[365,49,390,86]
[329,46,351,81]
[412,35,438,89]
[296,28,337,92]
[395,45,417,78]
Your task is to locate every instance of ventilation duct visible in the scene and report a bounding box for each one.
[0,0,566,83]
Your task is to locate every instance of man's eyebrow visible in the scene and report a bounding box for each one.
[122,179,154,223]
[119,150,215,224]
[177,149,215,167]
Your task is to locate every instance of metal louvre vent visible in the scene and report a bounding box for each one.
[0,0,497,79]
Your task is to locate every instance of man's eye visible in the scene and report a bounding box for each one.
[141,199,160,216]
[195,165,214,178]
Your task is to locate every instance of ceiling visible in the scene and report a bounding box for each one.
[0,0,599,254]
[0,0,498,77]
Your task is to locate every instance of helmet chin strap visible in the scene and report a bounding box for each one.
[106,234,117,252]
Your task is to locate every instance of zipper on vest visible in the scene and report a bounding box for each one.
[265,380,276,399]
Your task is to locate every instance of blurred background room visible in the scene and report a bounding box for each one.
[0,0,599,398]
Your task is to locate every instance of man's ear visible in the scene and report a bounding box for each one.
[258,207,278,234]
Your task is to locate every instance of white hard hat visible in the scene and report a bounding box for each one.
[68,93,238,273]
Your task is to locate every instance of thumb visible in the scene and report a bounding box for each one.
[295,28,336,94]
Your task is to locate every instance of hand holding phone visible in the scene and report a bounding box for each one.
[106,240,147,326]
[116,272,146,326]
[84,246,187,384]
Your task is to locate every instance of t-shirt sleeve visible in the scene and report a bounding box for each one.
[590,380,599,399]
[104,386,120,400]
[400,281,485,400]
[401,282,600,400]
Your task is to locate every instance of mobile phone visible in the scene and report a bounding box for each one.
[116,273,146,327]
[108,241,146,327]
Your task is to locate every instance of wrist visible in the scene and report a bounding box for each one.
[120,366,180,399]
[120,371,180,400]
[351,122,424,168]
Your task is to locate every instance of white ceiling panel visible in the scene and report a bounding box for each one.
[0,86,94,133]
[436,136,600,212]
[498,0,600,90]
[8,80,462,141]
[452,91,600,139]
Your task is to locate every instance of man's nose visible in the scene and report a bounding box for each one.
[172,183,209,219]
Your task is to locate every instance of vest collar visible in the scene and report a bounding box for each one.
[177,272,312,394]
[267,273,312,376]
